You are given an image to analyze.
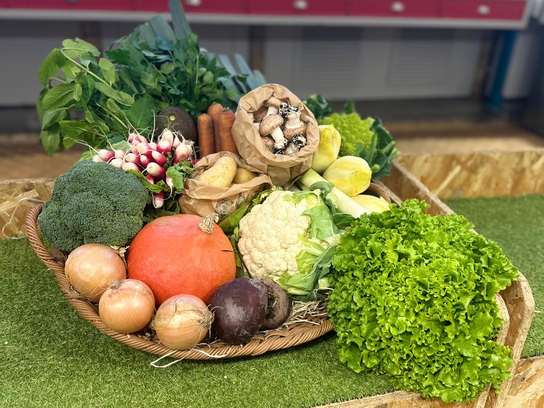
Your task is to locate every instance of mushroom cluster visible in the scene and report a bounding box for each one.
[253,96,308,156]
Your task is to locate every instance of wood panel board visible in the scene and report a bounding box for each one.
[397,149,544,199]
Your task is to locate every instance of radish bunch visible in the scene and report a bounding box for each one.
[92,129,196,209]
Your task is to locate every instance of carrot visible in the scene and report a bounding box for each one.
[207,102,223,153]
[197,114,215,158]
[218,110,238,155]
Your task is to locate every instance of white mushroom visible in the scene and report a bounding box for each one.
[283,106,307,140]
[259,114,287,150]
[263,97,285,120]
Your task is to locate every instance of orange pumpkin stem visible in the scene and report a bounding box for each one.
[199,213,219,234]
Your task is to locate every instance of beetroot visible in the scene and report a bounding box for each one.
[209,278,267,344]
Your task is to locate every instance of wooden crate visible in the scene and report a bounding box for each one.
[397,149,544,199]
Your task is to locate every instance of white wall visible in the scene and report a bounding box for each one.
[264,27,484,101]
[0,20,250,107]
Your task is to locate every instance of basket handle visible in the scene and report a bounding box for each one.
[367,182,391,204]
[25,204,66,273]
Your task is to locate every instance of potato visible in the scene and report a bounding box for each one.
[198,157,237,187]
[233,168,257,184]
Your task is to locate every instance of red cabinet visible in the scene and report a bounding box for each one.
[135,0,246,13]
[349,0,440,18]
[10,0,133,10]
[441,0,526,21]
[248,0,348,16]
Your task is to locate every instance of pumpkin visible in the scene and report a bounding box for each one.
[127,214,236,305]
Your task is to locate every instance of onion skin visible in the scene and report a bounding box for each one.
[99,280,156,333]
[65,244,126,302]
[153,294,212,350]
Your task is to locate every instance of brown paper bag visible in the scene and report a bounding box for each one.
[179,151,272,219]
[231,83,319,187]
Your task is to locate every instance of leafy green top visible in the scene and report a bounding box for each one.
[328,200,519,403]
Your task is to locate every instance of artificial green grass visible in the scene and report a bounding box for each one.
[0,239,396,408]
[445,194,544,358]
[2,194,543,408]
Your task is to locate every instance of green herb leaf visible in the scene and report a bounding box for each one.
[38,48,67,86]
[127,170,170,194]
[125,94,158,132]
[61,60,81,78]
[99,58,116,85]
[40,125,61,156]
[59,120,101,146]
[62,38,100,59]
[73,82,83,101]
[80,75,96,104]
[165,160,194,193]
[95,82,134,106]
[41,108,68,130]
[41,84,75,111]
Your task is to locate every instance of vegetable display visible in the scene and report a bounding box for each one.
[38,161,148,252]
[33,4,522,400]
[328,200,519,403]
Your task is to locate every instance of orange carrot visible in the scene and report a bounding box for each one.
[218,110,238,155]
[197,114,215,158]
[207,103,223,153]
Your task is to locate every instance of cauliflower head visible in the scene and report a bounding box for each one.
[238,190,326,282]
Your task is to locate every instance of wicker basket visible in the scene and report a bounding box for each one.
[24,184,390,360]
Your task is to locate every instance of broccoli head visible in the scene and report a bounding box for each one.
[39,161,150,252]
[319,113,375,157]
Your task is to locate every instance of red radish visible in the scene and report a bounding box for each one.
[145,174,155,184]
[98,149,115,162]
[160,129,174,144]
[137,134,148,143]
[146,162,166,178]
[130,145,139,154]
[92,155,104,163]
[166,176,174,189]
[122,162,140,172]
[151,151,167,166]
[128,133,138,143]
[173,136,181,148]
[109,158,123,168]
[124,153,141,166]
[153,191,164,208]
[157,139,172,154]
[114,150,126,159]
[137,143,154,159]
[140,155,150,167]
[174,143,193,163]
[148,142,157,150]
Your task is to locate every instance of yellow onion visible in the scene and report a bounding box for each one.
[99,280,155,333]
[153,294,213,350]
[65,244,126,302]
[323,156,372,196]
[351,195,390,213]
